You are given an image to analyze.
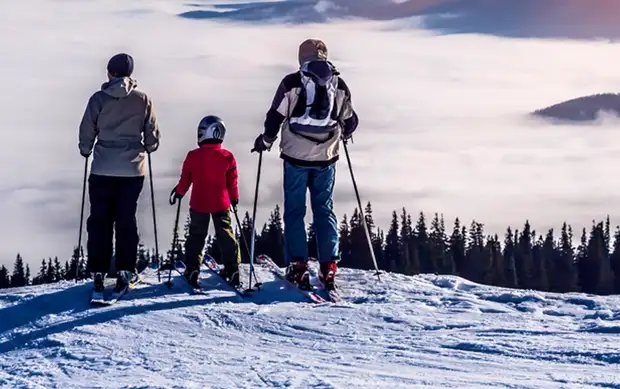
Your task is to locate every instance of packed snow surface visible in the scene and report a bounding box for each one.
[1,264,619,388]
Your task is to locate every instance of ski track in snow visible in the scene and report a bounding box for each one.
[0,266,619,388]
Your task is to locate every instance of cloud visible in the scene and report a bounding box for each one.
[2,0,620,268]
[178,0,620,40]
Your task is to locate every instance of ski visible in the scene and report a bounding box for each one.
[202,255,256,298]
[307,259,343,303]
[90,273,144,306]
[255,255,327,304]
[173,260,206,295]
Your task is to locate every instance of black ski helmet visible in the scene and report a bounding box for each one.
[197,115,226,144]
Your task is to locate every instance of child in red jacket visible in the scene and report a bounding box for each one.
[170,115,241,288]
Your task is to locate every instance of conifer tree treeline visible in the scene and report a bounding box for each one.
[208,204,620,296]
[2,203,619,295]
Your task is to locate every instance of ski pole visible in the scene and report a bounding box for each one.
[248,151,263,292]
[147,152,161,282]
[76,156,89,282]
[232,205,261,288]
[167,198,182,288]
[342,139,381,282]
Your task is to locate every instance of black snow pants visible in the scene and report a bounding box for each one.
[86,174,144,274]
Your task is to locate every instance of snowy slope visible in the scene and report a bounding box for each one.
[1,264,619,388]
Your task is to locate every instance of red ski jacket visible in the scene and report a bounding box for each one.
[175,144,239,214]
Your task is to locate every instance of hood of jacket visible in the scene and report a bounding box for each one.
[101,77,137,98]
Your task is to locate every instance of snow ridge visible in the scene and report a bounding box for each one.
[1,264,619,388]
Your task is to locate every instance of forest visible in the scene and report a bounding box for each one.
[2,203,619,295]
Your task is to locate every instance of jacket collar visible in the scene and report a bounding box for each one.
[199,143,222,149]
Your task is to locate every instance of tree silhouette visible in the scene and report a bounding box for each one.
[11,254,26,287]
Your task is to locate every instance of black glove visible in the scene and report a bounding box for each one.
[169,186,184,205]
[80,151,91,158]
[231,199,239,211]
[251,134,272,153]
[342,131,354,143]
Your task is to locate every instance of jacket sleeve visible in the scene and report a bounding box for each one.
[226,155,240,202]
[78,94,102,155]
[175,153,192,196]
[263,78,289,142]
[338,78,359,136]
[143,96,160,153]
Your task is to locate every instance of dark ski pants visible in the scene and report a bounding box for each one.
[185,209,240,272]
[283,161,339,265]
[86,174,144,274]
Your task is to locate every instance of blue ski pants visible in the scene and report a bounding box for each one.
[283,161,339,264]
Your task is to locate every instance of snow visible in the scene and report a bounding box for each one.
[1,264,619,388]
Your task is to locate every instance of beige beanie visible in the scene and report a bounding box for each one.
[298,38,328,66]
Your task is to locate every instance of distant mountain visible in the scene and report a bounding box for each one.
[532,93,620,122]
[180,0,620,39]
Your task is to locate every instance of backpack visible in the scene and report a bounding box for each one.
[289,60,339,140]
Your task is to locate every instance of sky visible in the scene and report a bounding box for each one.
[2,0,620,268]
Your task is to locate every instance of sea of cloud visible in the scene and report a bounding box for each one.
[1,0,620,268]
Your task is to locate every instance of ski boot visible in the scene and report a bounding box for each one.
[111,270,134,298]
[286,261,311,290]
[184,268,201,289]
[222,264,241,287]
[319,261,338,291]
[91,272,105,300]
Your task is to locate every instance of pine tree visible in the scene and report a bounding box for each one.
[0,266,9,288]
[532,233,549,291]
[68,246,80,281]
[384,211,400,272]
[449,218,466,276]
[463,221,487,283]
[576,228,588,292]
[415,212,431,274]
[338,215,352,267]
[348,208,368,270]
[364,202,384,270]
[430,213,453,274]
[64,261,71,281]
[398,209,413,274]
[46,257,55,284]
[488,235,505,286]
[555,223,577,292]
[53,257,62,282]
[587,222,615,295]
[25,264,31,286]
[11,254,26,287]
[515,221,534,289]
[604,216,611,253]
[240,212,253,264]
[262,205,285,266]
[502,227,518,288]
[35,258,48,285]
[610,226,620,293]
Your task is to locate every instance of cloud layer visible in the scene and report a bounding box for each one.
[180,0,620,40]
[2,0,620,268]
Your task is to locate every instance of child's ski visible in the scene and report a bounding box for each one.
[202,255,255,298]
[174,260,206,295]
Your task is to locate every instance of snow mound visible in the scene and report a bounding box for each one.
[1,265,619,388]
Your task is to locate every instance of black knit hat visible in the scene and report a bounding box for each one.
[107,53,134,77]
